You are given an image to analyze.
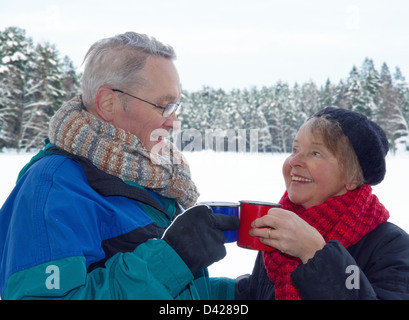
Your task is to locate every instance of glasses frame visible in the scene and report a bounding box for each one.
[112,89,179,118]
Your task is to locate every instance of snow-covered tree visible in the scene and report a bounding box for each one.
[61,55,81,100]
[359,57,382,117]
[263,81,297,153]
[332,80,348,109]
[175,58,408,153]
[0,26,34,150]
[345,65,366,113]
[393,67,409,134]
[376,63,404,151]
[0,26,80,151]
[21,42,66,150]
[319,78,335,109]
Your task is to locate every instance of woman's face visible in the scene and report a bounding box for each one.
[283,123,350,209]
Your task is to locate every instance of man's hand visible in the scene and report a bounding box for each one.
[162,204,240,273]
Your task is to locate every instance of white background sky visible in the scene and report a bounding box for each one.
[1,0,409,91]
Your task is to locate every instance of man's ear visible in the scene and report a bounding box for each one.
[94,88,116,122]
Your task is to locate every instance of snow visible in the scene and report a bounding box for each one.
[1,52,27,64]
[0,65,9,73]
[1,149,409,279]
[1,56,10,64]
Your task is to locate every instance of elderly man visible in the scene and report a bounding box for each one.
[0,32,239,299]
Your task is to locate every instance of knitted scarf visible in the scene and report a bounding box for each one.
[263,184,389,300]
[48,96,199,208]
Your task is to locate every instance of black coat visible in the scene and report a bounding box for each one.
[235,222,409,300]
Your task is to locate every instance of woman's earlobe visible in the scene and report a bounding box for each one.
[345,181,359,191]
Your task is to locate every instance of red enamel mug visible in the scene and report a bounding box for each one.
[237,200,281,251]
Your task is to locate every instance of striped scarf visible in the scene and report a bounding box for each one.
[48,96,199,208]
[263,184,389,300]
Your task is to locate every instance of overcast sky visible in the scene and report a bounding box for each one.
[1,0,408,91]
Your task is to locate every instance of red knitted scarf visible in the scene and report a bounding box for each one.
[263,184,389,300]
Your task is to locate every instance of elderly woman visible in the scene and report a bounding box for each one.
[0,32,238,300]
[236,107,409,300]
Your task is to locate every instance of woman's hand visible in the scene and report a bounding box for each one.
[249,208,326,263]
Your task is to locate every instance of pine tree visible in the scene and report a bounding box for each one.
[359,57,382,117]
[319,78,335,109]
[392,67,409,149]
[298,80,320,117]
[0,26,34,150]
[244,87,271,152]
[332,80,348,109]
[376,63,402,151]
[264,81,297,152]
[0,26,81,151]
[393,67,409,129]
[21,42,66,150]
[176,89,205,151]
[345,65,366,112]
[61,55,81,100]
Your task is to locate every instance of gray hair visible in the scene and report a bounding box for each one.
[81,32,176,109]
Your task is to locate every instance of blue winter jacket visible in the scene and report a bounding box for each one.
[0,146,235,299]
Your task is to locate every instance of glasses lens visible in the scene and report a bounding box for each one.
[163,104,179,118]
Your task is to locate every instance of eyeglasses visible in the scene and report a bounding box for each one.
[112,89,179,118]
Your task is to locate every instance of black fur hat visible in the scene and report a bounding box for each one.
[313,107,389,185]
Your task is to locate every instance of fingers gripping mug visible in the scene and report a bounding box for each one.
[198,201,239,243]
[237,200,281,251]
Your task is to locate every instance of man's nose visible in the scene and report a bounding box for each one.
[165,112,181,130]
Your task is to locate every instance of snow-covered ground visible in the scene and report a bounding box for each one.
[1,149,408,279]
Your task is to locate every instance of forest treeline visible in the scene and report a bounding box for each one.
[1,26,408,153]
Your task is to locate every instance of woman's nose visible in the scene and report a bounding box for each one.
[288,152,305,167]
